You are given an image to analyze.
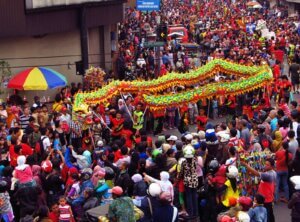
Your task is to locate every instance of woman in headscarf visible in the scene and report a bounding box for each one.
[272,130,283,152]
[91,165,105,187]
[70,147,92,169]
[32,165,42,186]
[118,99,125,111]
[13,155,35,189]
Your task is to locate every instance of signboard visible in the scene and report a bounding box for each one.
[136,0,160,11]
[143,41,164,48]
[26,0,108,9]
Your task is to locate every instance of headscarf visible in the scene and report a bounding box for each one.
[160,171,170,181]
[32,165,41,176]
[118,99,125,110]
[83,150,92,166]
[91,165,105,186]
[32,165,41,185]
[16,155,28,171]
[272,130,282,152]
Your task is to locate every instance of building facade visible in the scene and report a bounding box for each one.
[0,0,124,99]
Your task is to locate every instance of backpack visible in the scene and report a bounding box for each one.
[35,137,47,154]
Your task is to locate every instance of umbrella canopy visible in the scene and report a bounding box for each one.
[247,1,262,8]
[168,32,184,37]
[8,67,67,90]
[246,1,259,6]
[252,4,262,8]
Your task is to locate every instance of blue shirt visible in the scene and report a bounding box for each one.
[248,205,267,222]
[270,118,278,132]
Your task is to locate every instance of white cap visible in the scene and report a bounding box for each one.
[97,140,104,147]
[167,135,178,141]
[185,134,193,141]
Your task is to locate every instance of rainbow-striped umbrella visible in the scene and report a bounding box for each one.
[8,67,67,90]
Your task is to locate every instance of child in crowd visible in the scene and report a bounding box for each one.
[248,193,267,222]
[58,196,74,222]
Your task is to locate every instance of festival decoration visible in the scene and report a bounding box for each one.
[83,66,106,89]
[73,59,273,112]
[237,150,275,197]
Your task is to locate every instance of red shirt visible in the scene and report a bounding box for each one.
[273,50,284,63]
[121,129,134,149]
[196,115,208,131]
[258,171,276,203]
[135,136,153,148]
[273,64,280,79]
[276,149,293,172]
[49,212,59,222]
[227,96,236,108]
[9,143,33,167]
[111,118,124,136]
[113,150,123,163]
[243,105,253,119]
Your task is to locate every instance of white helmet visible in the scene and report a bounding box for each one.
[148,183,162,197]
[227,165,239,179]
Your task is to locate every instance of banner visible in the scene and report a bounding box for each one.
[136,0,160,11]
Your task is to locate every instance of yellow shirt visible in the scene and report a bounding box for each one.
[52,102,63,112]
[222,179,240,207]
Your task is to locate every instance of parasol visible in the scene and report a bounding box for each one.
[8,67,67,90]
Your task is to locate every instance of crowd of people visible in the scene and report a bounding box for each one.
[1,0,300,222]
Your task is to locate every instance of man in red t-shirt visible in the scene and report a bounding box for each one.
[9,140,33,167]
[242,158,276,222]
[196,108,208,131]
[273,48,284,64]
[111,112,125,139]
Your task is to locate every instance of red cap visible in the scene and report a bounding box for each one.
[228,197,237,207]
[109,186,123,196]
[61,106,67,112]
[238,196,253,208]
[41,160,53,173]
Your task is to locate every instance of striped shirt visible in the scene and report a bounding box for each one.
[70,121,82,139]
[59,204,71,221]
[19,114,31,130]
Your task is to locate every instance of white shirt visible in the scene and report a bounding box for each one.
[41,136,51,151]
[225,157,237,167]
[292,121,299,138]
[59,114,71,125]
